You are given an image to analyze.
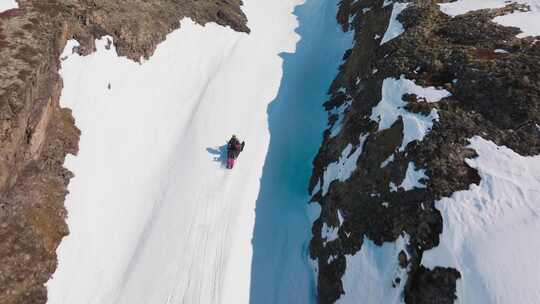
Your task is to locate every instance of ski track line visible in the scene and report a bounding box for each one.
[175,172,230,304]
[112,120,205,303]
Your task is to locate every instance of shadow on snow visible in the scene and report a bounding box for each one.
[206,143,228,167]
[249,0,351,303]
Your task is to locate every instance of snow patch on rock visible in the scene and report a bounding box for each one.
[389,181,398,192]
[438,0,507,16]
[381,153,395,168]
[322,135,368,196]
[337,209,344,225]
[493,1,540,38]
[399,162,427,191]
[311,178,322,195]
[423,136,540,304]
[329,100,352,138]
[439,0,540,38]
[322,223,339,243]
[383,0,394,8]
[370,76,451,151]
[381,2,409,45]
[307,202,322,226]
[339,234,410,303]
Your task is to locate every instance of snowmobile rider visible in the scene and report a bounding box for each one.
[227,135,245,159]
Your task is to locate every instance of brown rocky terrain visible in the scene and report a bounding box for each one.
[309,0,539,303]
[0,1,247,303]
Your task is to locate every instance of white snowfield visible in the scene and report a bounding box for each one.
[423,137,540,304]
[0,0,18,13]
[439,0,540,37]
[47,0,352,303]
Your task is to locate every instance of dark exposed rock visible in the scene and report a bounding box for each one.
[0,1,248,303]
[310,0,539,303]
[405,266,461,304]
[398,250,408,268]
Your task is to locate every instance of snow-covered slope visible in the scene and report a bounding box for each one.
[423,137,540,304]
[46,0,351,303]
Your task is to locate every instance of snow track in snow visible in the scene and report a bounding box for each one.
[46,0,351,303]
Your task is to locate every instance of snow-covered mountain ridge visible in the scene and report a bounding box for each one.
[1,0,539,303]
[0,0,246,303]
[309,0,540,303]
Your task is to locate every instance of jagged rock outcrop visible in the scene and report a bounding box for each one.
[0,1,248,303]
[309,0,539,303]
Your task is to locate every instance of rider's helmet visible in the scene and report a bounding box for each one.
[232,134,237,139]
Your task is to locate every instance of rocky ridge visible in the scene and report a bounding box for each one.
[0,1,247,303]
[309,0,539,303]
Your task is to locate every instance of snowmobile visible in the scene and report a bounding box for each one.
[226,136,245,169]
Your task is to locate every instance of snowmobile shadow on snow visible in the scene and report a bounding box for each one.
[206,144,228,167]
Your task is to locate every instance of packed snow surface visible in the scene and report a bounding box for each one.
[370,76,451,151]
[381,2,409,45]
[47,0,352,303]
[339,234,410,304]
[439,0,540,37]
[0,0,18,12]
[423,137,540,304]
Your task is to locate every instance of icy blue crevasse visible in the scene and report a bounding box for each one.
[249,0,353,302]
